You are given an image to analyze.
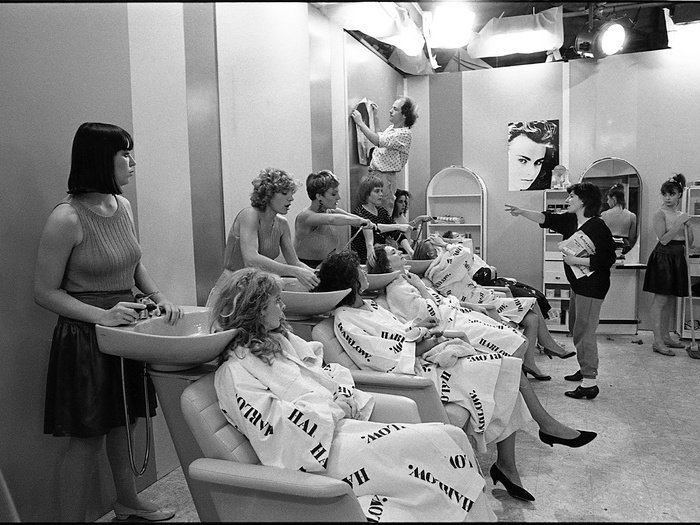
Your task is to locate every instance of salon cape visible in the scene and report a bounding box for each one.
[425,242,536,324]
[215,331,494,522]
[385,275,527,357]
[333,301,532,452]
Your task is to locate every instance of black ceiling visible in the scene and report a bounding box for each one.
[349,2,700,73]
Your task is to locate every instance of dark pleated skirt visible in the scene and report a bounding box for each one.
[44,290,157,438]
[643,241,688,297]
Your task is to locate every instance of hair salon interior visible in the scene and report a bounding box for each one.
[4,1,700,522]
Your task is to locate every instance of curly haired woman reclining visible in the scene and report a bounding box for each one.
[211,267,496,521]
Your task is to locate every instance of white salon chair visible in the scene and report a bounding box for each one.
[180,372,421,522]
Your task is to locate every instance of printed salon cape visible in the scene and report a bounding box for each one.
[333,301,532,452]
[385,276,527,358]
[215,332,495,522]
[425,242,536,324]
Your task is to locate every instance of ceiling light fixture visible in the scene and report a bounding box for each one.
[428,3,475,49]
[467,5,563,59]
[574,3,627,59]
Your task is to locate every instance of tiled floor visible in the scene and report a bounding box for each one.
[98,329,700,522]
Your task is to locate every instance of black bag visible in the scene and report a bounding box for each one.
[472,266,552,319]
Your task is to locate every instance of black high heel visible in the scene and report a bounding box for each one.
[489,464,534,502]
[522,365,551,381]
[542,347,576,359]
[539,429,597,448]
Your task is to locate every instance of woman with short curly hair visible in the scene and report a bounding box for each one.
[207,167,319,306]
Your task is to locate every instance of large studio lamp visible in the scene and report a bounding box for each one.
[575,19,626,58]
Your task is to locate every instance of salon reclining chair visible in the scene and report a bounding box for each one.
[312,315,472,431]
[180,372,421,522]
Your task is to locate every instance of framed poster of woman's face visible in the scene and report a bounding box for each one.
[507,119,560,191]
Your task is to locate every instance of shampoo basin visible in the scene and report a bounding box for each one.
[95,306,237,372]
[279,278,350,319]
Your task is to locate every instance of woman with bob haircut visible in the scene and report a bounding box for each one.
[34,122,181,522]
[294,170,372,268]
[350,175,413,265]
[208,167,319,304]
[506,182,616,400]
[210,267,496,522]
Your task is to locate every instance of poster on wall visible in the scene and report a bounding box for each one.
[507,119,560,191]
[354,98,376,166]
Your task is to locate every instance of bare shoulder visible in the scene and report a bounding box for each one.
[42,202,81,245]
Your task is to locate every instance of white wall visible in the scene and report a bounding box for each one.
[216,2,313,239]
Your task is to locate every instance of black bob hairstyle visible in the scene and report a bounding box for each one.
[67,122,133,195]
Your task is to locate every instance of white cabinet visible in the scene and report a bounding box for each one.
[426,166,487,259]
[542,190,642,334]
[678,186,700,338]
[542,190,570,332]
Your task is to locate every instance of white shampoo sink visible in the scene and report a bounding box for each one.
[95,306,237,372]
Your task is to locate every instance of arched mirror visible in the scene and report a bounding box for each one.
[581,157,642,264]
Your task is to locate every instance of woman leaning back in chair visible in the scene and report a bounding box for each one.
[315,251,597,502]
[413,234,574,379]
[210,267,496,522]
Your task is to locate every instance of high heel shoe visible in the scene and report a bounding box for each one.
[539,429,597,448]
[564,385,600,399]
[542,346,576,359]
[113,502,175,522]
[489,464,535,502]
[522,365,551,381]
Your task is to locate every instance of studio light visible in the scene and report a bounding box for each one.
[428,3,476,49]
[575,19,626,58]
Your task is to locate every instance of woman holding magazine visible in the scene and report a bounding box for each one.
[505,182,616,400]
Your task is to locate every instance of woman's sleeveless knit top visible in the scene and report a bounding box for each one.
[61,196,142,293]
[223,211,282,272]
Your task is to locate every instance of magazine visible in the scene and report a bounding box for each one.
[558,230,595,279]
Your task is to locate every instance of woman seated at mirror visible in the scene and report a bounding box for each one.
[315,251,597,502]
[210,267,496,522]
[351,175,414,266]
[294,170,373,269]
[601,183,637,257]
[413,235,573,375]
[207,167,319,306]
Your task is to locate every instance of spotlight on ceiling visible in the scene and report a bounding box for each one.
[575,19,626,58]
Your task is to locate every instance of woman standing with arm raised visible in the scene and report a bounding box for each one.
[506,182,616,400]
[294,170,372,268]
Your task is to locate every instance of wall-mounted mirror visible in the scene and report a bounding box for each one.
[581,157,642,264]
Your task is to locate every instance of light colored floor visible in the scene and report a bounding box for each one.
[97,329,700,522]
